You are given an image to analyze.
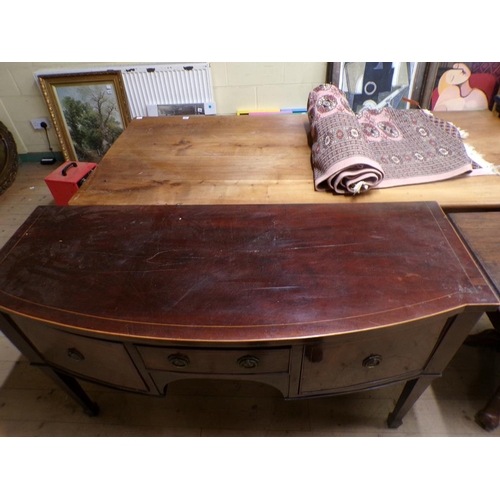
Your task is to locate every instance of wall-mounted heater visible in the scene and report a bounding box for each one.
[119,63,216,117]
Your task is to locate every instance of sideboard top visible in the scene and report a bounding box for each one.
[0,202,496,342]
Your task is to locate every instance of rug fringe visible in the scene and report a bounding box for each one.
[464,142,500,174]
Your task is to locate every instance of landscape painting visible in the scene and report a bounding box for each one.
[38,71,131,162]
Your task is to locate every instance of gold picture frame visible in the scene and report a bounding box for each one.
[38,71,131,162]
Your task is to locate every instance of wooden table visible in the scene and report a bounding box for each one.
[0,202,497,428]
[2,109,500,428]
[448,211,500,431]
[71,110,500,210]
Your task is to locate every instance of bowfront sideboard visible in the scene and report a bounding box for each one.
[0,202,497,427]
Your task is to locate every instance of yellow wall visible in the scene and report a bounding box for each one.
[0,62,327,155]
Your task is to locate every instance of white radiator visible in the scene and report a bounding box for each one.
[119,63,215,118]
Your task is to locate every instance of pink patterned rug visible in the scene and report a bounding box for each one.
[308,84,484,195]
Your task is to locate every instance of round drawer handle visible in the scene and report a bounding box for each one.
[237,355,260,369]
[67,347,85,362]
[362,354,382,368]
[168,354,190,368]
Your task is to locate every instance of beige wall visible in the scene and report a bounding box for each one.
[0,62,327,155]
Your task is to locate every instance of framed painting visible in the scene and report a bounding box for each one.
[326,62,431,110]
[38,71,131,162]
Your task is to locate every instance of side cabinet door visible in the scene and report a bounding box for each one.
[300,315,448,394]
[11,315,147,392]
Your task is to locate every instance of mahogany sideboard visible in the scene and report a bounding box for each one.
[0,202,497,427]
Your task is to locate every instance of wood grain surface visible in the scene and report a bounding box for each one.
[0,202,496,342]
[70,111,500,209]
[449,211,500,294]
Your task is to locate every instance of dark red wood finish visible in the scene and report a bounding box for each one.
[0,202,497,427]
[0,202,495,342]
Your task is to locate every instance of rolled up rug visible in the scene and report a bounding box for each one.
[308,84,385,194]
[307,84,473,195]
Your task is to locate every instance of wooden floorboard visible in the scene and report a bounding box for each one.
[0,163,499,437]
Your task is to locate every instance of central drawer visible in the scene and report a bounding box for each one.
[136,345,290,375]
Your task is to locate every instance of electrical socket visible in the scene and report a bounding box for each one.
[31,118,50,130]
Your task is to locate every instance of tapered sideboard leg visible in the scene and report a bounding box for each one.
[388,310,490,428]
[37,364,100,416]
[387,376,433,429]
[0,313,100,416]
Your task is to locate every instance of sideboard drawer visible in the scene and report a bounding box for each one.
[137,345,290,375]
[300,315,447,394]
[12,315,147,392]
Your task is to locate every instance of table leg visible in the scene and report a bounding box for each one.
[388,311,484,428]
[476,386,500,431]
[36,364,100,416]
[464,311,500,431]
[0,313,99,416]
[475,326,500,430]
[387,376,434,428]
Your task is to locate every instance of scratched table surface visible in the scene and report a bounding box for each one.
[0,202,496,342]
